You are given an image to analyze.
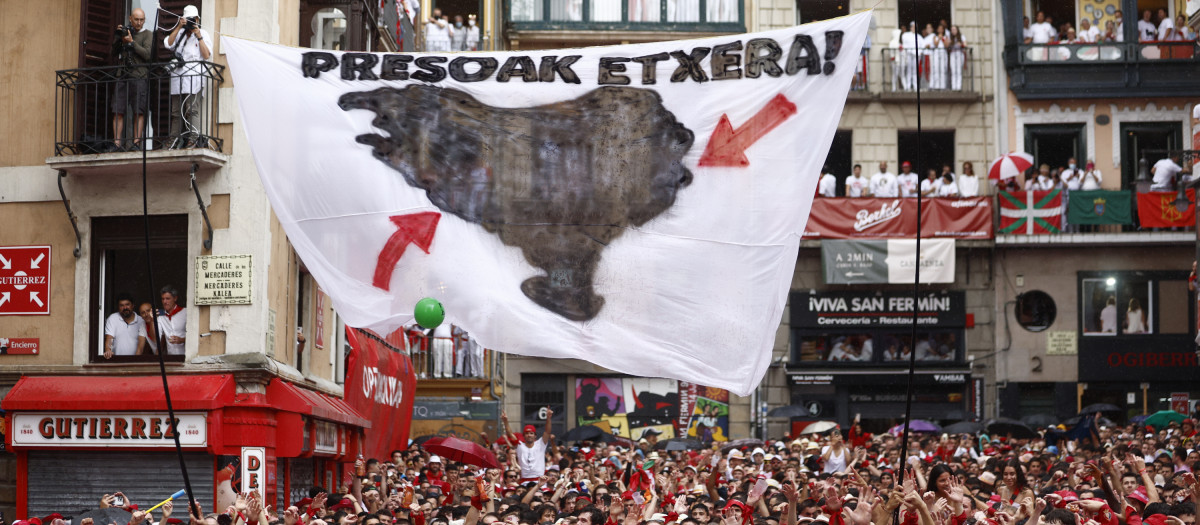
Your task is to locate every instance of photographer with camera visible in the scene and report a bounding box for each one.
[164,4,211,149]
[111,8,152,151]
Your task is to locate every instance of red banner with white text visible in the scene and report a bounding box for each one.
[345,327,417,459]
[802,197,992,239]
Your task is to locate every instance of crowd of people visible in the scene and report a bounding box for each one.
[1022,9,1196,44]
[16,411,1198,525]
[817,162,980,199]
[423,9,481,52]
[893,21,969,92]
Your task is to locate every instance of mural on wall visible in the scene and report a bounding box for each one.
[575,377,728,442]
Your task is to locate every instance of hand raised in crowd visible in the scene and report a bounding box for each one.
[129,511,148,525]
[282,506,300,525]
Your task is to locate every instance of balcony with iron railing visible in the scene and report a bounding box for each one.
[999,0,1200,99]
[878,47,979,102]
[47,61,228,176]
[505,0,745,46]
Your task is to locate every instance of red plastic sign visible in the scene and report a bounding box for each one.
[344,327,417,458]
[0,246,51,315]
[0,338,39,355]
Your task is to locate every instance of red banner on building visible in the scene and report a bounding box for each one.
[803,197,992,239]
[1137,190,1195,228]
[344,327,417,459]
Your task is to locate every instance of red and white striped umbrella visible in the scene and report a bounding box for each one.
[988,151,1035,181]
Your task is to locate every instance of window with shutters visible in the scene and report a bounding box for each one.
[89,215,189,363]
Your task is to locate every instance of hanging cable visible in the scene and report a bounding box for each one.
[897,7,925,518]
[140,9,199,517]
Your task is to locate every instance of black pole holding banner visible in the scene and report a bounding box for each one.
[142,7,199,517]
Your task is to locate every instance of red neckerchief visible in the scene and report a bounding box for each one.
[165,305,184,319]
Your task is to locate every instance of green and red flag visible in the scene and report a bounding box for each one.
[998,190,1063,234]
[1066,190,1133,225]
[1137,190,1195,228]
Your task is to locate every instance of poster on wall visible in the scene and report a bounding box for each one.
[575,377,728,442]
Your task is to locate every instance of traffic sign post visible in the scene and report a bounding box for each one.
[0,246,51,315]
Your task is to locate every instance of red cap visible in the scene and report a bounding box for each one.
[168,519,185,524]
[1127,487,1149,504]
[1053,490,1078,507]
[330,499,356,511]
[29,519,43,525]
[297,498,314,508]
[902,161,912,168]
[523,425,537,434]
[43,514,64,522]
[1143,515,1168,525]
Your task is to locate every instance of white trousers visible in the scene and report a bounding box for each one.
[432,337,454,378]
[950,50,965,90]
[930,49,947,89]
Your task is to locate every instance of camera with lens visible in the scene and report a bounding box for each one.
[184,17,197,31]
[114,25,130,39]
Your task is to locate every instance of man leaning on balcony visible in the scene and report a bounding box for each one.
[111,8,153,152]
[164,5,211,149]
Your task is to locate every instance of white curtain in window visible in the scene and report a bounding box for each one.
[627,0,661,21]
[667,0,700,22]
[592,0,622,21]
[706,0,737,22]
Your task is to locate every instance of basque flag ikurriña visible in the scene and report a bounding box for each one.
[223,13,872,395]
[998,190,1063,235]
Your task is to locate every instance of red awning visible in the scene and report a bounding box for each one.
[1,374,237,412]
[267,379,370,429]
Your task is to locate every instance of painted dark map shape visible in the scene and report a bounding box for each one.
[340,85,695,321]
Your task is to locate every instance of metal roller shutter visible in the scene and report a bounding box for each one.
[287,458,315,504]
[27,451,213,519]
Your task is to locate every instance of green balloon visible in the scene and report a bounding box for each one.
[414,297,445,329]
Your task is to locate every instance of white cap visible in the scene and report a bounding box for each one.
[429,455,442,463]
[752,447,765,456]
[182,5,200,18]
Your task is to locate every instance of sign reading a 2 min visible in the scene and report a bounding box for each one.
[194,255,253,305]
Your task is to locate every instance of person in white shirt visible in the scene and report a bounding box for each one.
[501,408,553,481]
[1156,9,1174,41]
[936,173,959,197]
[958,161,980,197]
[1027,164,1052,191]
[432,322,454,378]
[1080,161,1103,190]
[163,5,211,149]
[918,24,935,84]
[1022,16,1033,42]
[897,161,919,197]
[1100,295,1118,333]
[920,169,941,196]
[929,25,949,90]
[154,285,187,355]
[1138,10,1157,42]
[424,8,453,52]
[898,23,919,91]
[1078,18,1100,43]
[1029,11,1057,44]
[104,294,147,358]
[465,15,481,50]
[1115,10,1125,41]
[870,164,900,197]
[948,26,968,91]
[1172,15,1193,40]
[1061,157,1082,190]
[817,167,838,197]
[1151,153,1184,191]
[845,164,869,197]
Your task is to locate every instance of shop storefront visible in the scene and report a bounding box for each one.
[787,290,977,432]
[2,374,368,519]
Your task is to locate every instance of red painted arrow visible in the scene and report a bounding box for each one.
[697,94,798,167]
[373,212,441,291]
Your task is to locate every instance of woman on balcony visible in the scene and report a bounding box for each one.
[958,161,979,197]
[1103,20,1120,42]
[948,25,967,91]
[929,25,949,90]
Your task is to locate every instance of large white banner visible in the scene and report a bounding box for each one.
[223,13,870,395]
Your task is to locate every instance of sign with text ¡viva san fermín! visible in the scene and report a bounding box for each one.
[790,290,967,328]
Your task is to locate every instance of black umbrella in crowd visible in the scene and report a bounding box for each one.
[942,421,984,434]
[985,417,1039,439]
[77,508,133,525]
[1021,413,1060,428]
[720,438,765,452]
[562,424,609,443]
[766,405,809,418]
[411,434,441,447]
[1077,403,1121,416]
[654,437,704,451]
